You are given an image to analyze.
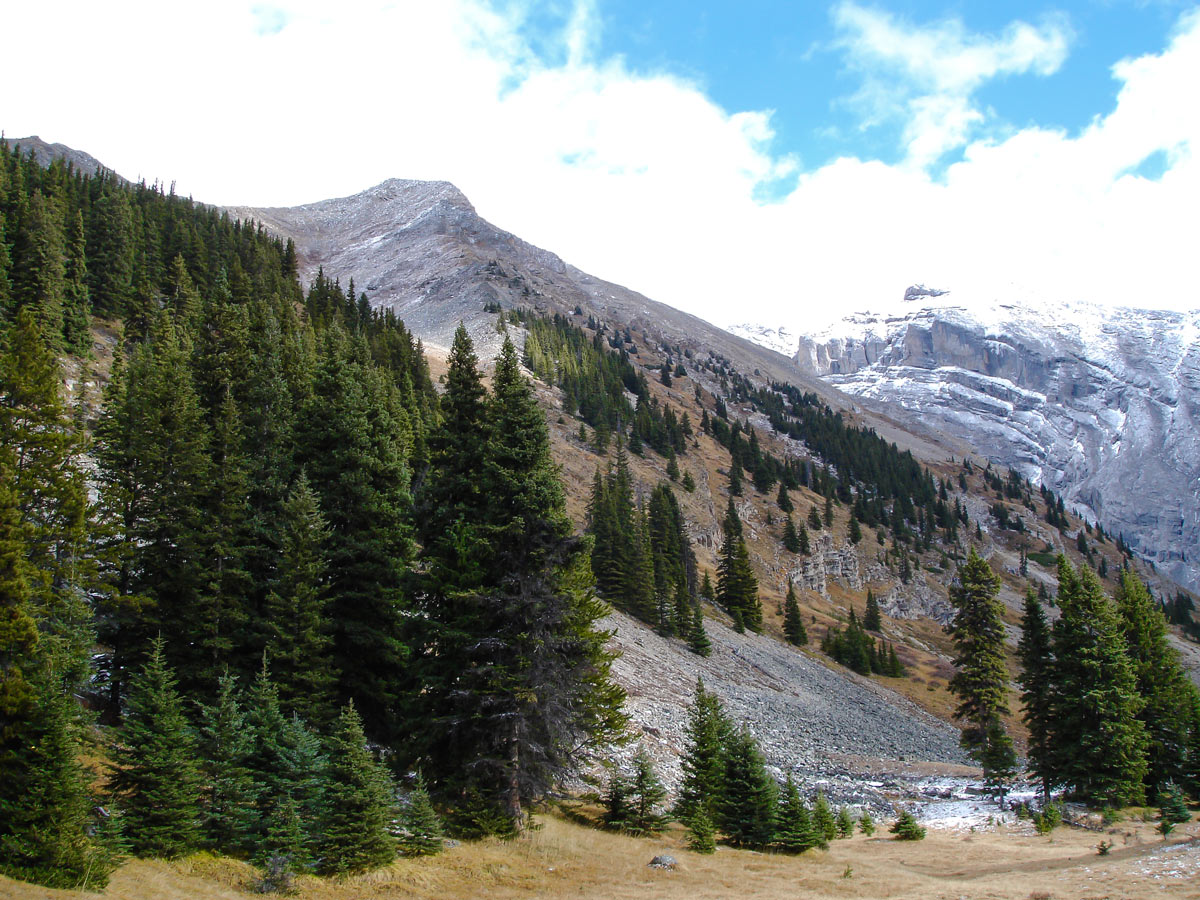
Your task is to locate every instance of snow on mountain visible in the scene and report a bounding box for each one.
[737,290,1200,592]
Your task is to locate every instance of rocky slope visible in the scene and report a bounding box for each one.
[738,296,1200,592]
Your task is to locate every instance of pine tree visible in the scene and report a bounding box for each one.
[774,775,816,854]
[1115,571,1195,799]
[836,806,855,838]
[859,809,875,835]
[776,484,793,513]
[675,678,731,823]
[783,515,802,553]
[318,702,396,875]
[783,580,808,646]
[196,672,258,855]
[1018,587,1058,797]
[808,506,823,531]
[889,810,926,840]
[686,809,717,854]
[812,792,835,846]
[716,499,762,632]
[863,589,882,632]
[262,473,335,725]
[717,726,776,848]
[397,774,444,857]
[1051,557,1148,806]
[947,549,1016,791]
[108,638,202,859]
[622,746,668,836]
[687,603,712,657]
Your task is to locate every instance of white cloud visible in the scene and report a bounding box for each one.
[3,1,1197,335]
[831,1,1072,167]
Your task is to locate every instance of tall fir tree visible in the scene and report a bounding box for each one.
[1018,590,1056,799]
[195,672,259,855]
[1114,571,1196,798]
[675,678,731,823]
[947,549,1016,789]
[774,775,817,854]
[108,638,203,859]
[1051,557,1148,806]
[783,580,808,646]
[318,702,396,875]
[718,726,776,848]
[716,499,762,632]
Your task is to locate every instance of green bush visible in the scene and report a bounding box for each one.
[889,810,926,841]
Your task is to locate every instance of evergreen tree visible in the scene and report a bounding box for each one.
[1018,590,1056,800]
[196,672,258,855]
[776,483,793,513]
[812,792,835,846]
[783,580,808,646]
[615,747,667,836]
[675,678,731,823]
[717,726,776,848]
[808,506,823,531]
[947,549,1016,790]
[261,473,335,725]
[687,603,712,657]
[716,499,762,632]
[774,775,816,854]
[858,809,875,836]
[686,809,717,854]
[783,515,802,553]
[1115,571,1195,798]
[836,806,855,838]
[863,589,882,632]
[397,774,444,857]
[889,810,926,841]
[1051,558,1148,806]
[108,638,202,859]
[318,702,396,875]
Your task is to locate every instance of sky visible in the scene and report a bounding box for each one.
[5,0,1198,329]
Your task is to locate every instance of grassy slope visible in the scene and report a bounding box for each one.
[4,810,1196,900]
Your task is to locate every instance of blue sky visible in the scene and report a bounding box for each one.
[5,1,1198,329]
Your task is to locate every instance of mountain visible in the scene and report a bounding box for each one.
[7,134,119,179]
[737,294,1200,592]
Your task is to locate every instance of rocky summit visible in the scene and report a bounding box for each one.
[747,297,1200,592]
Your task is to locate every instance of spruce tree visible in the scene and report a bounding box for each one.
[889,810,926,840]
[196,672,258,855]
[1051,558,1148,806]
[808,506,823,531]
[716,499,762,632]
[108,638,202,859]
[397,774,444,857]
[812,792,835,846]
[1018,590,1056,800]
[718,726,776,848]
[622,747,668,836]
[777,483,793,513]
[864,589,882,632]
[836,806,855,838]
[675,678,731,823]
[774,775,816,854]
[262,473,335,725]
[318,702,396,875]
[783,515,802,553]
[859,809,875,835]
[686,809,717,854]
[687,603,712,657]
[783,580,808,646]
[1115,571,1195,798]
[947,548,1016,790]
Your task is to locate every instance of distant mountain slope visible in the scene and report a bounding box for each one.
[8,134,121,179]
[742,296,1200,592]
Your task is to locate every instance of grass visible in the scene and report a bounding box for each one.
[5,809,1195,900]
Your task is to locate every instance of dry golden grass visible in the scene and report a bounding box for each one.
[5,811,1196,900]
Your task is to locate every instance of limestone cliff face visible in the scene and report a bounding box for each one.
[790,300,1200,591]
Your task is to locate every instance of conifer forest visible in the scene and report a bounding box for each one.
[1,140,1199,896]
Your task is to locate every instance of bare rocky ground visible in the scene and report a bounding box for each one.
[604,607,969,814]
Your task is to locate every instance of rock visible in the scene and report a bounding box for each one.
[648,855,678,870]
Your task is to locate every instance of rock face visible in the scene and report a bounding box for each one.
[784,298,1200,591]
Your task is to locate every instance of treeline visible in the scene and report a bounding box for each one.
[0,146,626,888]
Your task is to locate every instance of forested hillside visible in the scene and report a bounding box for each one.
[2,140,1199,897]
[0,141,625,888]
